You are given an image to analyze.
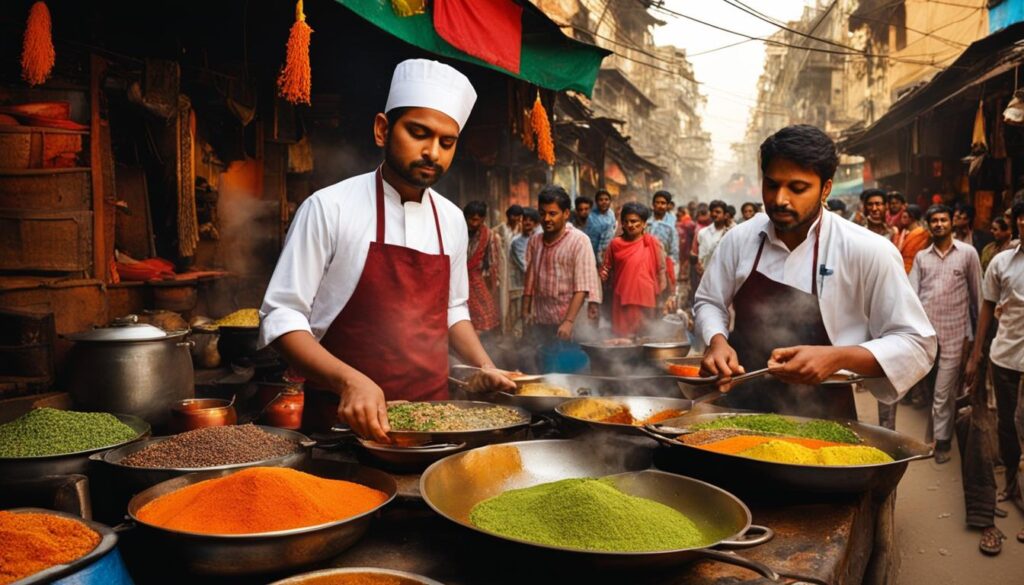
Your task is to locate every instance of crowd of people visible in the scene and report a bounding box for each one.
[460,171,1024,556]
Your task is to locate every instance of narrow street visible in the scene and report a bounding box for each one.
[854,391,1024,583]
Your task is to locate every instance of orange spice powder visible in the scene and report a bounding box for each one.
[697,435,844,455]
[136,467,388,535]
[0,511,100,584]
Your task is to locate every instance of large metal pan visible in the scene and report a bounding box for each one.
[556,396,693,436]
[125,459,397,575]
[334,400,536,447]
[271,567,445,585]
[578,339,645,375]
[641,412,934,497]
[420,440,791,580]
[0,413,150,481]
[90,425,313,493]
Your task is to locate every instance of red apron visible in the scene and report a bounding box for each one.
[723,218,857,420]
[303,169,451,431]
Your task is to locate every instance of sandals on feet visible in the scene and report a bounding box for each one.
[980,527,1005,555]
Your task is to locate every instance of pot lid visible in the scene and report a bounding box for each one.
[69,323,174,342]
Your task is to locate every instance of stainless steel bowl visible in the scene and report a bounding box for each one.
[90,425,314,493]
[420,440,780,577]
[642,341,691,362]
[0,413,150,481]
[126,460,397,575]
[355,437,468,473]
[556,396,693,435]
[270,567,445,585]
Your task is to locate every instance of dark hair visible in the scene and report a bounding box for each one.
[826,199,846,212]
[575,196,594,209]
[955,204,976,222]
[620,201,650,222]
[708,199,727,213]
[522,207,540,222]
[759,124,838,186]
[697,203,709,214]
[886,191,906,203]
[652,190,673,204]
[463,200,487,219]
[860,188,887,204]
[594,189,611,201]
[725,205,736,217]
[385,107,411,128]
[905,204,922,221]
[925,204,953,223]
[538,185,571,211]
[1011,202,1024,238]
[741,202,757,212]
[992,217,1009,231]
[505,204,523,218]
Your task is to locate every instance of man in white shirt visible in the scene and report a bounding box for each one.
[259,59,513,441]
[696,200,731,273]
[695,125,936,418]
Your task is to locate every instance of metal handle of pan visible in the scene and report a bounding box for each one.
[716,524,774,548]
[696,549,783,582]
[637,424,686,445]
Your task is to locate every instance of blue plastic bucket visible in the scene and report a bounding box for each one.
[538,341,590,374]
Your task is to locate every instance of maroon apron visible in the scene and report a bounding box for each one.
[303,169,451,431]
[723,219,857,420]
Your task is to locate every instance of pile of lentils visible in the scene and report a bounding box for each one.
[387,403,522,432]
[0,408,138,457]
[120,424,299,468]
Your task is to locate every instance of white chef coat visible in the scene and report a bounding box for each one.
[258,171,470,349]
[694,210,937,403]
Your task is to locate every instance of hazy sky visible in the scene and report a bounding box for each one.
[650,0,812,168]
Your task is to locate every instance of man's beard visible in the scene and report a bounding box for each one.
[384,140,445,188]
[767,204,821,233]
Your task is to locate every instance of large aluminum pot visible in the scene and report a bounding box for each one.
[126,460,397,576]
[66,322,194,428]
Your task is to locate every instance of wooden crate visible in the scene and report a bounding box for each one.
[0,209,92,272]
[0,169,91,211]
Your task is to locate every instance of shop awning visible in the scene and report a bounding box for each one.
[842,21,1024,154]
[335,0,610,97]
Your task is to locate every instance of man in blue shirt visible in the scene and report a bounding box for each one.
[647,190,680,281]
[583,190,617,264]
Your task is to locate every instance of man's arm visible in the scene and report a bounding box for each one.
[964,300,996,389]
[557,291,588,340]
[966,249,982,332]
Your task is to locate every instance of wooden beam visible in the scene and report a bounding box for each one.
[89,55,107,282]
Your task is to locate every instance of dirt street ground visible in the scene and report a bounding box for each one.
[854,391,1023,584]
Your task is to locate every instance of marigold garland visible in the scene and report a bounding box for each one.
[277,0,313,105]
[21,1,55,86]
[529,92,555,166]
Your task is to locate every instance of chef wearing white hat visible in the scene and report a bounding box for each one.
[259,59,515,442]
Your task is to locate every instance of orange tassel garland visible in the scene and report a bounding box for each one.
[21,1,55,86]
[529,92,555,166]
[277,0,313,105]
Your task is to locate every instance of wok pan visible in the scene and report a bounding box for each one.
[555,395,693,435]
[641,412,933,497]
[420,440,799,580]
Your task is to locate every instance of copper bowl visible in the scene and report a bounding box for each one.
[169,398,237,434]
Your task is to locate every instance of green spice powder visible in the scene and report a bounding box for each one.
[469,478,707,552]
[0,408,137,457]
[691,414,860,444]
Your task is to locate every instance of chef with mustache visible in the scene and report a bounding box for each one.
[259,59,514,442]
[694,125,937,419]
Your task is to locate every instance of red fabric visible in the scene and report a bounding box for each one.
[309,169,450,431]
[467,224,500,331]
[604,234,660,336]
[434,0,523,74]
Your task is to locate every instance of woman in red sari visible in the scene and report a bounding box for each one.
[895,204,929,274]
[464,201,500,333]
[600,202,668,337]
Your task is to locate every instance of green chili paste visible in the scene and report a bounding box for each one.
[469,478,707,552]
[690,414,860,444]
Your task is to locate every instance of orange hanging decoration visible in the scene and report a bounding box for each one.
[520,107,535,151]
[530,92,555,166]
[277,0,313,105]
[21,1,55,86]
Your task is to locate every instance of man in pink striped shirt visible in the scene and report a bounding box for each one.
[909,204,982,463]
[523,185,601,367]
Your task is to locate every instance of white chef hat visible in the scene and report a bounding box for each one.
[385,59,477,131]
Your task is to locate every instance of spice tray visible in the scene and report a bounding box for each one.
[9,508,130,585]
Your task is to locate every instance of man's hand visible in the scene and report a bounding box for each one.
[963,353,979,391]
[663,295,677,314]
[587,302,600,321]
[599,266,610,282]
[469,366,517,393]
[702,334,744,389]
[767,346,840,385]
[336,371,391,443]
[557,319,575,340]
